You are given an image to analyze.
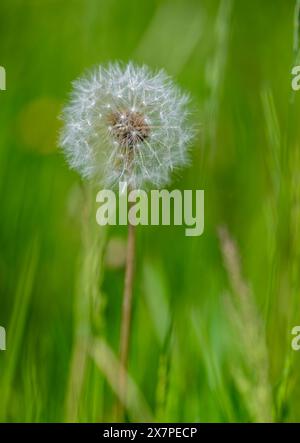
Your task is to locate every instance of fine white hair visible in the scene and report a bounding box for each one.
[60,62,194,189]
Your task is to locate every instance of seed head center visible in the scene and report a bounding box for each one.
[107,110,150,147]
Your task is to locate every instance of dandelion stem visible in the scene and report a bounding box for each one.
[117,211,136,420]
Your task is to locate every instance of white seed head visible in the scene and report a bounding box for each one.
[60,62,194,189]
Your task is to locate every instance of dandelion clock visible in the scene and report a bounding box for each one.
[60,62,193,189]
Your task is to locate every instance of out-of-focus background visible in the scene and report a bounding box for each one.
[0,0,300,423]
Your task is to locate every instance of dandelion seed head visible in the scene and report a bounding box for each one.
[60,62,194,189]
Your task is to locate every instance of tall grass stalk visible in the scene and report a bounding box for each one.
[65,185,106,421]
[218,227,273,422]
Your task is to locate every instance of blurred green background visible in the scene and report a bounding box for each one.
[1,0,300,423]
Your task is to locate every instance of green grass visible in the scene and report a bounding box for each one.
[1,0,300,423]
